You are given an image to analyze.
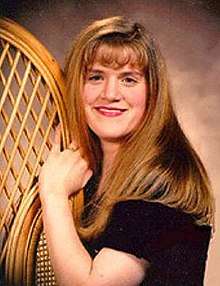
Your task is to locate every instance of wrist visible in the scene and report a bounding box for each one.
[39,186,68,205]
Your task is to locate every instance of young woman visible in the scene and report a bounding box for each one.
[39,16,214,285]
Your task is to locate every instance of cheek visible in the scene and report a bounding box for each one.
[128,85,147,112]
[82,87,91,105]
[134,95,146,108]
[83,85,99,105]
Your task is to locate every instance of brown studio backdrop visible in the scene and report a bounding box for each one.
[1,0,220,285]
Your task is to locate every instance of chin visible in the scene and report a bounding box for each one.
[97,131,131,143]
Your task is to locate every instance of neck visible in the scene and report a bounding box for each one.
[101,140,119,176]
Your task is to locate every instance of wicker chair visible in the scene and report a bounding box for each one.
[0,18,83,285]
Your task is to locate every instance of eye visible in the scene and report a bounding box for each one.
[87,73,103,83]
[121,76,138,86]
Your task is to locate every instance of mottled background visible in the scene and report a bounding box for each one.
[1,0,220,284]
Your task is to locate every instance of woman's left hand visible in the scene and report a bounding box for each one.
[39,126,93,201]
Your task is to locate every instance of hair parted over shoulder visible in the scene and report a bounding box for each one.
[64,16,215,239]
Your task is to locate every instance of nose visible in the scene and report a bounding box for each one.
[102,77,121,101]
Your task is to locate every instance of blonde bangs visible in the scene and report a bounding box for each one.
[84,41,148,72]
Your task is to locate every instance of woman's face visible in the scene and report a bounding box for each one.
[82,59,147,144]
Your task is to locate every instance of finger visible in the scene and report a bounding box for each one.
[68,139,79,151]
[51,125,61,153]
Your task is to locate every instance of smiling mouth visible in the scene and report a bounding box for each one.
[95,106,127,117]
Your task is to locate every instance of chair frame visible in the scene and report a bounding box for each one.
[0,17,83,285]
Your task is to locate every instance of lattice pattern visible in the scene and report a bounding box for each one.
[0,37,58,264]
[35,232,57,286]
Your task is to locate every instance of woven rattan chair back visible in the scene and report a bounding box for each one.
[0,18,82,285]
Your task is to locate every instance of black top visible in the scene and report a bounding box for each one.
[82,181,211,285]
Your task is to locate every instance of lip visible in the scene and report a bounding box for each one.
[94,105,127,117]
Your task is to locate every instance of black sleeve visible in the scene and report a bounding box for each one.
[90,200,209,265]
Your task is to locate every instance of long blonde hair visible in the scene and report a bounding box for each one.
[64,16,214,239]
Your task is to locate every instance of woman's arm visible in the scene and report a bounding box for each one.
[39,128,148,286]
[41,193,148,286]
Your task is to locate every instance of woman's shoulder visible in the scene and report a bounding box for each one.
[111,200,211,237]
[112,200,191,224]
[90,199,211,263]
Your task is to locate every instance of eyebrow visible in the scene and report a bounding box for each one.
[87,69,103,74]
[88,69,144,78]
[120,71,144,78]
